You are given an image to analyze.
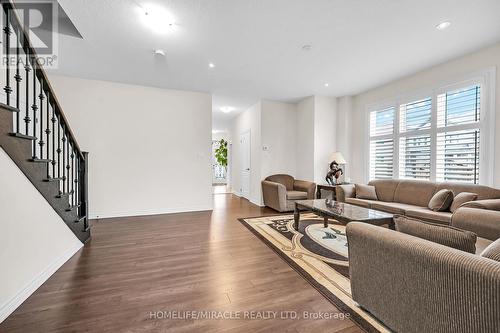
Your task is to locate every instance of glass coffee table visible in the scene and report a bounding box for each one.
[294,199,394,230]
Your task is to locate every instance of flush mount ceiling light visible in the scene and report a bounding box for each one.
[209,62,215,68]
[324,83,329,87]
[436,21,451,30]
[154,49,166,56]
[220,107,234,113]
[140,5,176,34]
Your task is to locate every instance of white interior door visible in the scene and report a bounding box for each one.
[240,131,251,199]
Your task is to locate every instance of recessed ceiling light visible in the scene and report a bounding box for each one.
[209,62,215,68]
[324,83,329,87]
[302,45,312,51]
[221,106,234,113]
[140,5,176,34]
[436,21,451,30]
[154,49,166,56]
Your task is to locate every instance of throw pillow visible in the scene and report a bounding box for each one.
[481,239,500,262]
[355,184,378,200]
[450,192,478,213]
[394,215,477,254]
[428,189,454,212]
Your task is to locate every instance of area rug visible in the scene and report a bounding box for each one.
[239,213,390,333]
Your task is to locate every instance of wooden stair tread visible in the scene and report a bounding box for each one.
[9,132,36,141]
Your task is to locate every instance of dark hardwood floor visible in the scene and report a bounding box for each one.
[0,194,363,333]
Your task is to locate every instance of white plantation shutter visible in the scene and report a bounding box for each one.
[369,107,395,180]
[370,139,394,180]
[436,84,481,184]
[367,76,490,184]
[398,98,432,180]
[370,107,394,136]
[400,98,432,132]
[436,129,480,183]
[399,135,431,180]
[437,85,481,128]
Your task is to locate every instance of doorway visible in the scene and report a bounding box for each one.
[240,130,251,199]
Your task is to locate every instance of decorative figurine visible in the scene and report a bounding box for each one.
[326,160,343,185]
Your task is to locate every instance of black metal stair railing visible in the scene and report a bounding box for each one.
[1,1,89,232]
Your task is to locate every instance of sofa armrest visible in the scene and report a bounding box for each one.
[346,222,500,333]
[293,180,316,199]
[261,181,287,212]
[461,199,500,211]
[336,184,355,202]
[452,207,500,241]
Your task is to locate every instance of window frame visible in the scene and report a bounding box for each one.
[364,68,496,186]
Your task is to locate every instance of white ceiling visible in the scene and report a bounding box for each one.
[53,0,500,131]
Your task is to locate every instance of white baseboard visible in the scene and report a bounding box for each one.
[250,199,265,207]
[0,242,83,323]
[89,204,214,220]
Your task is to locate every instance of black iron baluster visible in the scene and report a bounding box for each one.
[32,64,38,158]
[3,7,12,106]
[14,24,22,131]
[45,90,51,177]
[76,155,80,208]
[71,149,75,206]
[62,125,66,193]
[82,152,89,232]
[51,102,56,178]
[24,48,30,135]
[66,137,71,198]
[39,81,45,158]
[57,117,61,179]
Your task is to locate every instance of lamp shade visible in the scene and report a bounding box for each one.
[330,152,346,164]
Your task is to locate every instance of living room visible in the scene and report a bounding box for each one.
[1,1,500,332]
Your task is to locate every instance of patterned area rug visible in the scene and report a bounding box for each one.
[239,213,390,333]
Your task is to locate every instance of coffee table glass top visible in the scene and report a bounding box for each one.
[295,199,393,222]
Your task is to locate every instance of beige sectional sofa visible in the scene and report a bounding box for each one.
[347,222,500,333]
[338,180,500,240]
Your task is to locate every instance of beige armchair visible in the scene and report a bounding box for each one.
[262,174,316,212]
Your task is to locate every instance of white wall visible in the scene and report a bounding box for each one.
[230,102,262,205]
[337,96,353,181]
[296,97,315,180]
[348,42,500,186]
[49,75,213,218]
[261,100,297,180]
[0,148,82,323]
[313,96,338,184]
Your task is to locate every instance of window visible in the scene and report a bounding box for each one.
[369,107,395,180]
[368,71,494,185]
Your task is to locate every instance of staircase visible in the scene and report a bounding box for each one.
[0,1,90,243]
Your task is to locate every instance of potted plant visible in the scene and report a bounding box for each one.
[215,139,228,170]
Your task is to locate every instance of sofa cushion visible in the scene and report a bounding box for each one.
[286,191,308,200]
[368,179,400,202]
[436,182,500,200]
[394,216,477,254]
[450,192,478,213]
[355,184,378,200]
[480,239,500,262]
[476,237,494,255]
[428,189,454,212]
[406,208,452,225]
[394,180,437,207]
[461,199,500,211]
[346,197,375,208]
[371,202,420,215]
